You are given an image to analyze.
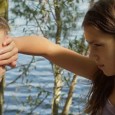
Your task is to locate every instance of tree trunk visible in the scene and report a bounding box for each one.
[61,75,77,115]
[0,78,5,115]
[0,0,8,114]
[52,65,62,115]
[61,1,95,114]
[52,0,62,115]
[0,0,8,20]
[62,38,89,114]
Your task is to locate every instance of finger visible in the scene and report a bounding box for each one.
[2,37,12,46]
[0,48,18,60]
[9,61,17,68]
[0,42,16,54]
[0,55,18,66]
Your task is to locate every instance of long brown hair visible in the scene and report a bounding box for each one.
[82,0,115,114]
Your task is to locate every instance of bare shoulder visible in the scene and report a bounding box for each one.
[46,44,98,80]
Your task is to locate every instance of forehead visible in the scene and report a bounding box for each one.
[84,26,114,43]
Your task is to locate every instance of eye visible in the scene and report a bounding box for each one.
[93,44,102,47]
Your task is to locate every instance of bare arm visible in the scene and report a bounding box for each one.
[14,35,98,79]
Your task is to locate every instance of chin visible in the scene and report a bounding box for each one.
[103,71,114,77]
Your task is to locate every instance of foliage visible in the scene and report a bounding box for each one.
[7,0,91,115]
[11,0,81,40]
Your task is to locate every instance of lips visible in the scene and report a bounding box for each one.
[98,64,104,68]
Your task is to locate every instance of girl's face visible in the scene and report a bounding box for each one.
[84,26,115,76]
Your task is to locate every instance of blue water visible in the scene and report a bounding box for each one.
[4,55,91,115]
[3,0,92,115]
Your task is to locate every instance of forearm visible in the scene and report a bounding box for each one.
[13,35,97,78]
[13,35,54,57]
[13,35,82,74]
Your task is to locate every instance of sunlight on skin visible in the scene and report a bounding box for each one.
[0,29,6,82]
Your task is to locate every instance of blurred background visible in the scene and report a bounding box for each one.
[0,0,96,115]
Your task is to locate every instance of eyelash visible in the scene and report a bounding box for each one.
[88,44,103,49]
[93,44,102,47]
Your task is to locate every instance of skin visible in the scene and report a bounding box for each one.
[84,26,115,105]
[0,29,6,82]
[84,26,115,76]
[13,35,98,79]
[0,26,114,105]
[0,35,98,79]
[0,36,17,68]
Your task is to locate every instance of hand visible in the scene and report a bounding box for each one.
[0,37,18,67]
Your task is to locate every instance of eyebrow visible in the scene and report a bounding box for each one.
[86,40,99,44]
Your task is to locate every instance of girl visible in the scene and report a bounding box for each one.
[0,0,115,114]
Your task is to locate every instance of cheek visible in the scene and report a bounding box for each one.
[105,42,115,58]
[104,49,114,67]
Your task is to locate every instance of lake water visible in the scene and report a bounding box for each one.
[4,0,92,115]
[5,55,91,115]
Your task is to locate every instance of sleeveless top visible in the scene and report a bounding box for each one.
[102,100,115,115]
